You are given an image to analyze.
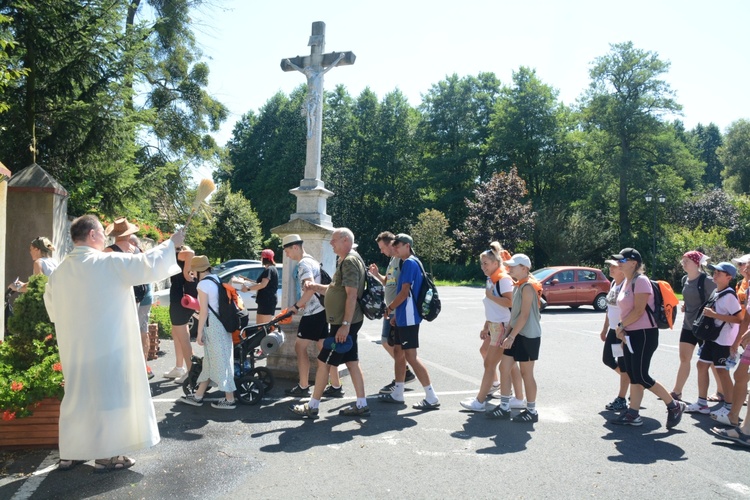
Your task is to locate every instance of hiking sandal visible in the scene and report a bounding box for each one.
[57,459,85,471]
[93,456,135,473]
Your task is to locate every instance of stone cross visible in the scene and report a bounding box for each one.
[281,21,355,227]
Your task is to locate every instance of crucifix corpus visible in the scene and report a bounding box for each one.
[281,21,355,227]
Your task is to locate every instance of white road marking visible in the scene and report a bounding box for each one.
[10,450,57,500]
[725,483,750,496]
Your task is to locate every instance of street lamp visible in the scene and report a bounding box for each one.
[645,189,666,275]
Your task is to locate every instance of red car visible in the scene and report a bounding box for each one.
[531,266,610,312]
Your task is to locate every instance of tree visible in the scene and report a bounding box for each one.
[410,209,456,274]
[202,185,263,262]
[688,123,724,188]
[719,119,750,195]
[581,42,681,246]
[454,167,535,258]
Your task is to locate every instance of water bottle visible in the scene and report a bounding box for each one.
[726,353,738,370]
[422,289,433,316]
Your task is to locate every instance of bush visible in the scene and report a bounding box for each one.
[149,305,172,339]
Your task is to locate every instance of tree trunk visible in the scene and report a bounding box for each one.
[618,140,631,248]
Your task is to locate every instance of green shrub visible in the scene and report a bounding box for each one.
[6,274,55,369]
[149,305,172,339]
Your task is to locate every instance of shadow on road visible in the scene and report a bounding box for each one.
[450,411,534,455]
[601,411,687,464]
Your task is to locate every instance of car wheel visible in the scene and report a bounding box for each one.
[539,297,547,312]
[593,293,608,312]
[188,313,199,339]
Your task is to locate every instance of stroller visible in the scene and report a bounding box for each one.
[182,309,292,405]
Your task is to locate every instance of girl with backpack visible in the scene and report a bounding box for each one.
[610,248,686,428]
[460,242,524,412]
[670,251,717,402]
[178,256,237,410]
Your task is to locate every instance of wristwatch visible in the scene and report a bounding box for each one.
[342,321,350,326]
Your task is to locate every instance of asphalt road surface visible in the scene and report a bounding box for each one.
[1,286,748,499]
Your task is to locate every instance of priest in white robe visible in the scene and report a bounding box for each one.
[44,214,184,471]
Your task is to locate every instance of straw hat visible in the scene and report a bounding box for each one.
[282,234,303,248]
[105,217,139,238]
[191,255,211,272]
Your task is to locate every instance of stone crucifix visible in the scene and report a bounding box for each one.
[281,21,355,188]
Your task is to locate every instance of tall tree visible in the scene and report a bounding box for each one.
[418,73,501,227]
[580,42,681,246]
[202,184,263,262]
[411,209,456,274]
[688,123,724,188]
[719,119,750,195]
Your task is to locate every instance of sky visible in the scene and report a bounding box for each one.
[188,0,749,178]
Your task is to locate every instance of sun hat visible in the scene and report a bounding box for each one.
[105,217,139,238]
[505,253,532,268]
[707,262,737,278]
[282,234,303,249]
[323,335,354,354]
[611,248,642,264]
[191,255,211,273]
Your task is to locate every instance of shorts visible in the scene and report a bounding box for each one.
[394,324,420,350]
[679,327,700,346]
[740,348,750,367]
[699,340,731,368]
[257,298,277,316]
[297,310,328,341]
[504,335,540,362]
[318,321,363,366]
[169,303,194,326]
[137,303,152,334]
[381,315,393,343]
[487,322,506,348]
[622,328,658,388]
[602,328,626,371]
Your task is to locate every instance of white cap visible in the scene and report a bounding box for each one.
[505,253,531,268]
[731,254,750,265]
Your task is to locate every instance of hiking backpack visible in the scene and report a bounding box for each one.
[203,275,248,333]
[414,257,441,322]
[692,288,737,342]
[358,269,386,320]
[632,278,679,329]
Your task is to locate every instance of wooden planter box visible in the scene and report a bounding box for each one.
[148,323,160,360]
[0,398,60,449]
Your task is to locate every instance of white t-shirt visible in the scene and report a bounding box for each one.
[483,276,513,323]
[713,288,741,346]
[606,280,623,328]
[298,255,324,315]
[197,276,221,313]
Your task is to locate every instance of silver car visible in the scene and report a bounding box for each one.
[153,264,284,331]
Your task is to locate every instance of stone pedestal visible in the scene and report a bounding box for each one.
[267,218,336,381]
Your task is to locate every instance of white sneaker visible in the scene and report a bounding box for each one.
[163,367,186,379]
[174,371,189,384]
[510,397,527,409]
[685,401,710,414]
[460,398,486,412]
[710,405,730,419]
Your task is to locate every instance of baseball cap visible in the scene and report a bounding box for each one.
[505,253,531,268]
[731,254,750,266]
[611,248,642,264]
[707,262,737,278]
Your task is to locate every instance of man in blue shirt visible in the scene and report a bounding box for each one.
[380,233,440,410]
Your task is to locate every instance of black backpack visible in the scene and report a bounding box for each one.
[414,257,441,322]
[316,261,332,307]
[692,288,737,342]
[203,275,248,333]
[354,256,385,320]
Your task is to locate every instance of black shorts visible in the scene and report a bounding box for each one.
[256,298,277,316]
[679,327,700,346]
[317,321,363,366]
[169,303,194,326]
[394,324,420,350]
[504,335,540,362]
[297,310,328,341]
[603,328,626,371]
[699,340,731,368]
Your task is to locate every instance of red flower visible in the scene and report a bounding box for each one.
[45,334,53,342]
[10,381,23,391]
[2,410,16,421]
[52,363,62,372]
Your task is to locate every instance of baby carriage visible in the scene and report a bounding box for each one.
[182,309,292,405]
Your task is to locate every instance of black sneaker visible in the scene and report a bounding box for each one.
[605,397,628,411]
[322,385,345,398]
[379,380,396,395]
[405,369,416,384]
[285,384,311,397]
[486,404,511,420]
[611,411,643,426]
[666,401,686,429]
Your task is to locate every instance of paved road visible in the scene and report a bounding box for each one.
[1,286,749,499]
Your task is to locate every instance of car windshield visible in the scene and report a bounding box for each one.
[532,268,558,281]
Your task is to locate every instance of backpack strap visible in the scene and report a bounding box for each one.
[201,275,222,323]
[631,277,656,328]
[697,272,706,305]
